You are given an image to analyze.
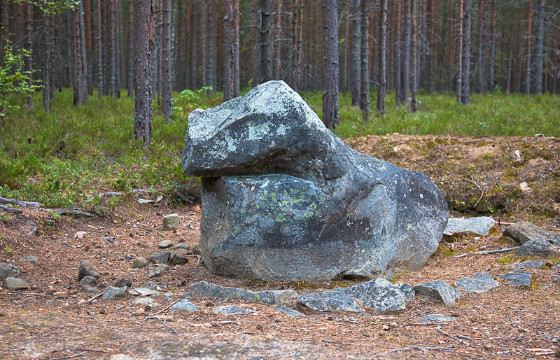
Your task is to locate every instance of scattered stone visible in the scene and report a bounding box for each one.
[516,240,560,257]
[4,277,28,290]
[169,249,189,265]
[114,278,132,288]
[74,231,88,239]
[171,299,198,312]
[102,287,127,300]
[148,252,171,264]
[213,305,255,316]
[421,314,458,324]
[498,272,532,288]
[149,264,169,278]
[78,262,100,281]
[511,260,545,270]
[184,281,298,305]
[158,240,173,249]
[276,306,305,318]
[163,214,180,231]
[397,284,416,301]
[23,220,39,236]
[298,289,362,313]
[510,150,523,163]
[519,182,532,194]
[444,217,495,236]
[455,273,500,294]
[79,276,98,292]
[345,278,408,313]
[132,297,160,308]
[132,257,149,268]
[102,236,116,245]
[183,80,448,280]
[505,222,560,247]
[0,262,20,280]
[173,242,188,250]
[414,280,462,305]
[554,264,560,270]
[129,287,159,297]
[23,256,39,264]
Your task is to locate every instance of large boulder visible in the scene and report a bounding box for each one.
[183,81,448,280]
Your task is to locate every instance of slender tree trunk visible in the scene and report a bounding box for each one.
[448,0,455,92]
[395,0,402,105]
[73,0,88,106]
[401,0,412,104]
[224,0,235,100]
[411,0,418,112]
[161,0,172,121]
[0,0,9,63]
[259,0,273,83]
[488,0,497,91]
[233,0,240,96]
[42,12,53,113]
[201,0,208,87]
[360,0,369,119]
[206,0,216,93]
[476,0,485,93]
[292,0,304,90]
[134,0,153,146]
[525,0,533,94]
[506,33,513,93]
[96,0,103,96]
[461,0,472,104]
[273,0,282,79]
[109,0,118,97]
[426,0,435,92]
[535,0,545,94]
[377,0,387,115]
[457,0,463,102]
[323,0,339,129]
[128,0,135,96]
[84,0,93,93]
[25,2,32,109]
[351,0,361,106]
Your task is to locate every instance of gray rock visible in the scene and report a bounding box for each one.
[159,240,173,249]
[0,262,20,280]
[182,80,448,281]
[4,277,28,290]
[132,257,149,268]
[396,283,416,301]
[23,256,39,264]
[132,297,160,308]
[171,299,198,312]
[421,314,458,324]
[163,214,180,231]
[444,217,495,236]
[78,262,100,281]
[149,264,169,278]
[129,287,159,297]
[213,305,254,316]
[148,252,171,264]
[344,278,408,312]
[79,275,98,292]
[499,272,532,288]
[169,249,189,265]
[115,278,132,288]
[516,240,560,257]
[102,286,127,300]
[297,289,362,313]
[455,273,500,294]
[504,222,560,246]
[276,306,305,318]
[554,264,560,270]
[184,281,298,305]
[173,242,189,250]
[414,280,462,305]
[511,260,545,270]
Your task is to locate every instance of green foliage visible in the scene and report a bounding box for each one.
[0,44,39,119]
[13,0,77,14]
[172,86,213,121]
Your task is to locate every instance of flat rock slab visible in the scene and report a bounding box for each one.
[0,262,20,280]
[133,297,160,308]
[414,280,462,305]
[499,272,532,288]
[516,240,560,257]
[171,299,198,312]
[421,314,458,324]
[455,273,500,294]
[102,287,127,300]
[129,288,159,297]
[276,306,305,318]
[298,290,362,313]
[4,277,28,290]
[504,222,560,246]
[182,80,448,281]
[213,305,255,316]
[149,264,169,278]
[511,260,545,270]
[184,281,298,306]
[444,217,495,236]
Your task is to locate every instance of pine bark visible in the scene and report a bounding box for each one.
[426,0,435,92]
[25,2,32,109]
[525,0,533,94]
[411,0,418,112]
[323,0,339,130]
[359,0,369,119]
[224,0,235,100]
[461,0,472,104]
[233,0,240,95]
[377,0,387,115]
[134,0,153,146]
[476,0,485,93]
[488,0,497,91]
[351,0,361,106]
[128,0,135,96]
[109,0,118,97]
[161,0,172,122]
[395,0,402,105]
[273,0,282,79]
[401,0,412,104]
[96,0,104,96]
[534,0,545,94]
[42,12,53,112]
[73,0,88,106]
[206,0,216,93]
[259,0,273,83]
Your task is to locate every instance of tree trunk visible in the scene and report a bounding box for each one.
[42,12,53,113]
[206,0,216,93]
[96,0,103,96]
[233,0,240,96]
[224,0,235,100]
[259,0,273,83]
[395,0,402,105]
[25,2,32,109]
[161,0,172,122]
[401,0,411,104]
[351,0,361,106]
[457,0,463,102]
[534,0,545,94]
[461,0,472,104]
[323,0,339,130]
[73,0,88,106]
[488,0,497,91]
[411,0,418,112]
[201,0,208,87]
[273,0,282,79]
[84,0,93,93]
[109,0,118,97]
[127,0,135,96]
[134,0,153,146]
[525,0,533,94]
[448,0,455,92]
[377,0,387,115]
[476,0,485,93]
[359,0,369,119]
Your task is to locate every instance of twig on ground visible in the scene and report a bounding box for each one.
[142,298,182,320]
[453,246,520,258]
[85,293,103,303]
[0,196,42,208]
[0,204,22,214]
[460,176,485,207]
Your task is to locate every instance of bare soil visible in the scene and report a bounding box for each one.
[1,135,559,359]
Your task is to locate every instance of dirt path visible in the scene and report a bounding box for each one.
[1,136,559,359]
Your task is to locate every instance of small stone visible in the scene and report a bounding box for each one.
[421,314,458,324]
[148,252,171,264]
[171,299,198,312]
[498,272,532,288]
[276,306,305,318]
[510,150,523,163]
[173,242,188,250]
[79,275,97,289]
[78,262,100,281]
[184,281,298,305]
[396,283,416,301]
[213,305,254,316]
[132,257,149,268]
[102,287,127,300]
[132,297,160,308]
[0,262,20,280]
[23,256,39,264]
[516,240,560,257]
[131,287,159,297]
[298,290,362,313]
[4,277,28,290]
[191,244,202,255]
[169,249,189,265]
[344,278,408,313]
[75,231,88,239]
[414,280,462,305]
[382,324,390,331]
[114,278,132,288]
[511,260,545,270]
[519,182,532,194]
[455,273,500,294]
[444,217,495,236]
[163,214,180,231]
[149,264,169,278]
[158,240,173,249]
